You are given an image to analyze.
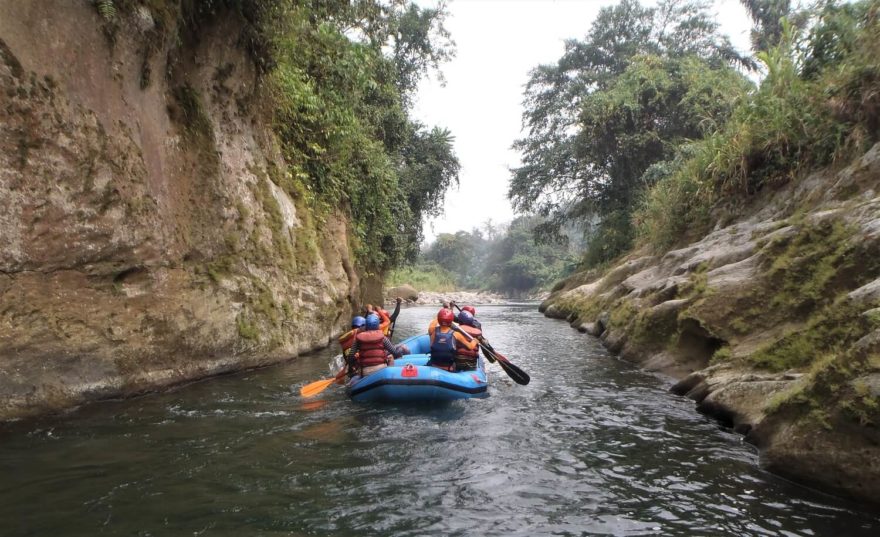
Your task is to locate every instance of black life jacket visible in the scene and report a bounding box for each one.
[429,326,456,366]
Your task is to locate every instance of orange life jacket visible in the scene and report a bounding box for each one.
[355,330,388,367]
[456,325,482,358]
[377,308,392,335]
[339,328,358,356]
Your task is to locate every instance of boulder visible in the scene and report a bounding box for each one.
[544,304,567,319]
[580,322,603,337]
[849,278,880,306]
[597,311,610,332]
[386,284,418,302]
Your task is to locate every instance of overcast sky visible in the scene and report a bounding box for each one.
[412,0,754,243]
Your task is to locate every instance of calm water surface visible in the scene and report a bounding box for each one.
[1,304,878,536]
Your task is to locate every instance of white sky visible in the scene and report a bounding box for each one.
[412,0,754,243]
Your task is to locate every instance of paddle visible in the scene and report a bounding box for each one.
[444,302,493,363]
[449,317,531,386]
[481,341,530,385]
[300,366,347,398]
[387,298,401,341]
[302,300,401,398]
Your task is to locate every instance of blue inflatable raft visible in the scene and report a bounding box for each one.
[348,334,489,402]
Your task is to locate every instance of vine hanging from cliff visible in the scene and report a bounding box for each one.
[266,1,459,273]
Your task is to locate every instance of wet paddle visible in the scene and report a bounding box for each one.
[449,318,531,386]
[474,337,530,385]
[300,366,347,398]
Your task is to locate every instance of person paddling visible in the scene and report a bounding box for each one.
[452,303,482,329]
[350,313,403,377]
[453,310,482,371]
[338,316,366,359]
[427,308,477,371]
[365,297,402,336]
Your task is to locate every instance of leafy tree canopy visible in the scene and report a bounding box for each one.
[510,0,754,266]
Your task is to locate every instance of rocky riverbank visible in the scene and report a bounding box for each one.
[539,143,880,506]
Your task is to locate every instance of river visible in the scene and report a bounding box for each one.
[1,304,878,536]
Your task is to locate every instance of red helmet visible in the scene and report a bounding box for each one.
[462,305,476,316]
[437,308,454,326]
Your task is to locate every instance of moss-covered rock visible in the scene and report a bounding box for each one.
[539,141,880,506]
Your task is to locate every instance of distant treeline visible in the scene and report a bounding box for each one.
[389,216,584,295]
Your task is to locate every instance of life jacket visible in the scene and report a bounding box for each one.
[377,308,392,335]
[429,326,456,366]
[338,329,358,356]
[456,325,482,358]
[354,330,387,368]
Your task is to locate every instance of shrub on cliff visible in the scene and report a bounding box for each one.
[263,1,460,273]
[636,0,880,248]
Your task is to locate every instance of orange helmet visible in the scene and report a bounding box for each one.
[437,308,454,326]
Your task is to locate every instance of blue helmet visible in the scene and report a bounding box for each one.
[365,313,381,331]
[352,316,366,329]
[458,310,475,326]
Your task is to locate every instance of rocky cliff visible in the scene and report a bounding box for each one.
[541,143,880,505]
[0,1,367,420]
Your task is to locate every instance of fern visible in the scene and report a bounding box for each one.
[96,0,116,21]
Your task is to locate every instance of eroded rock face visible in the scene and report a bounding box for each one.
[540,141,880,505]
[0,3,362,419]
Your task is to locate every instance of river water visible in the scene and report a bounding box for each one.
[1,304,878,536]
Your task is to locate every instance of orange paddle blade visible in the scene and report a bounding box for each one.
[300,378,336,398]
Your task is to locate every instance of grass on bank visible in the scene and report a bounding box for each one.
[386,265,457,292]
[635,3,880,248]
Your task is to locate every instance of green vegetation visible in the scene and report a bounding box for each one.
[236,314,259,340]
[386,265,456,292]
[679,262,710,299]
[710,346,732,364]
[510,0,753,266]
[396,216,581,295]
[96,0,117,21]
[749,298,869,371]
[507,1,880,441]
[509,0,879,267]
[262,0,460,272]
[763,343,878,430]
[637,0,880,247]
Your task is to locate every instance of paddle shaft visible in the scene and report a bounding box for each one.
[447,302,527,374]
[388,316,397,341]
[450,321,530,385]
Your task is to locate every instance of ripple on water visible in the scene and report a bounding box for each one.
[0,305,878,537]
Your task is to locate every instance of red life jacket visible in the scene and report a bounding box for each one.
[456,325,481,358]
[355,330,387,367]
[339,329,358,356]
